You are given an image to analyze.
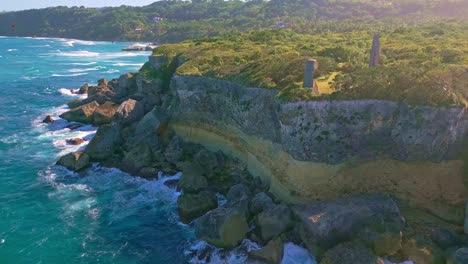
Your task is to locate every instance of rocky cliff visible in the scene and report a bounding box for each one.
[54,56,468,262]
[170,74,468,224]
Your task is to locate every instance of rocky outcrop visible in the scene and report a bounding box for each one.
[292,194,404,256]
[450,248,468,264]
[170,75,468,224]
[177,191,217,224]
[194,202,249,249]
[66,138,85,145]
[60,101,99,124]
[248,238,284,264]
[320,241,384,264]
[56,152,90,171]
[42,115,55,123]
[55,54,468,262]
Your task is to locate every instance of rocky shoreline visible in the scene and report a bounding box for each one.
[49,55,468,263]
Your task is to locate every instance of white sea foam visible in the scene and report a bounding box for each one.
[113,62,144,67]
[58,51,100,57]
[52,73,88,77]
[67,66,104,73]
[186,239,260,264]
[282,243,317,264]
[58,88,84,97]
[7,49,17,52]
[68,62,97,66]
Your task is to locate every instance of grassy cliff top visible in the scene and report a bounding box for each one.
[150,22,468,107]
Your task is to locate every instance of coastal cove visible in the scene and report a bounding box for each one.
[0,37,197,263]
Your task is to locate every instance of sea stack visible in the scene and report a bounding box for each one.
[303,59,317,88]
[369,33,381,67]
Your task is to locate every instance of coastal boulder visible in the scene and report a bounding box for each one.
[227,184,251,204]
[248,238,284,264]
[450,248,468,264]
[68,89,116,109]
[194,203,249,249]
[291,194,404,256]
[92,101,119,125]
[177,191,218,224]
[85,123,121,160]
[179,164,208,193]
[60,101,99,124]
[66,138,85,145]
[42,115,55,123]
[56,152,90,171]
[249,192,274,215]
[401,233,445,264]
[121,143,152,174]
[320,241,384,264]
[164,136,184,164]
[112,99,144,125]
[78,83,89,94]
[98,78,108,86]
[255,204,293,241]
[115,73,136,98]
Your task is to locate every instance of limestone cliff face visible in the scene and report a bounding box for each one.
[168,75,468,223]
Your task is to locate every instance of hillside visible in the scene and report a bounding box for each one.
[0,0,467,42]
[147,21,468,107]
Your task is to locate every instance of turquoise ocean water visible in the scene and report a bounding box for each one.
[0,37,196,264]
[0,36,318,264]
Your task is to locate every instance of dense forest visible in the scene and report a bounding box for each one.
[0,0,467,42]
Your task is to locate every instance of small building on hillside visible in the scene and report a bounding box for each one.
[151,16,164,24]
[134,28,144,33]
[275,21,286,29]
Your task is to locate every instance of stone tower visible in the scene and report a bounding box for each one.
[304,59,318,88]
[369,34,381,67]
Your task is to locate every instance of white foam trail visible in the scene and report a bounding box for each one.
[57,51,100,57]
[186,239,260,264]
[113,63,144,67]
[7,49,17,52]
[281,243,317,264]
[67,66,104,73]
[52,73,88,77]
[68,62,97,66]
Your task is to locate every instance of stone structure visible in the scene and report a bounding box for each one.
[303,59,317,88]
[369,34,381,67]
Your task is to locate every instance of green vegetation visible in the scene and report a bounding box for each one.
[151,21,467,107]
[0,0,466,42]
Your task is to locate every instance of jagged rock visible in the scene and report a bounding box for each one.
[358,224,402,256]
[193,149,219,179]
[56,152,90,171]
[115,73,136,98]
[250,192,274,215]
[248,238,284,264]
[135,106,169,137]
[42,115,55,123]
[320,241,384,264]
[121,143,152,174]
[97,78,108,86]
[68,90,116,109]
[227,184,251,204]
[92,101,119,125]
[255,204,293,241]
[60,101,99,124]
[85,123,121,160]
[113,99,144,125]
[194,203,249,249]
[430,228,463,249]
[66,138,85,145]
[450,248,468,264]
[401,233,445,264]
[164,136,184,164]
[138,167,158,179]
[78,83,89,94]
[179,164,208,193]
[177,191,218,224]
[65,123,82,130]
[291,194,404,256]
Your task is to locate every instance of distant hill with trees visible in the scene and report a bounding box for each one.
[0,0,466,42]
